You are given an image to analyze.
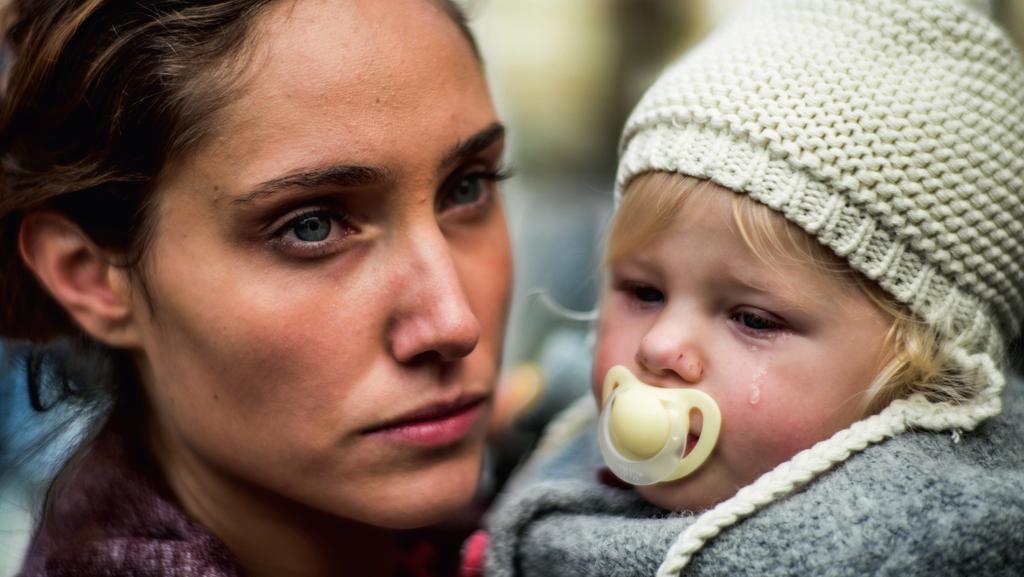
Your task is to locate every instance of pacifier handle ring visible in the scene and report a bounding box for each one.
[602,365,632,405]
[662,391,721,481]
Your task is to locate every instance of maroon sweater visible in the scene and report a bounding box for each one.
[17,425,243,577]
[17,425,471,577]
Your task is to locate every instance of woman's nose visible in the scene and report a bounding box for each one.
[636,316,704,384]
[388,227,481,365]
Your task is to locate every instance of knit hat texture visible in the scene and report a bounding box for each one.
[613,0,1024,573]
[618,0,1024,390]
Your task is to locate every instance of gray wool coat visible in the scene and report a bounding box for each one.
[485,374,1024,577]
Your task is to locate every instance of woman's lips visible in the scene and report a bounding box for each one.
[363,395,487,447]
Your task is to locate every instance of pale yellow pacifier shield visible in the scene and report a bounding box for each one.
[598,365,721,485]
[609,387,670,459]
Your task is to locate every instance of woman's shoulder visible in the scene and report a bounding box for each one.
[16,424,242,577]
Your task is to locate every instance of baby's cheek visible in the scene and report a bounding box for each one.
[591,332,632,401]
[717,401,826,480]
[590,357,609,403]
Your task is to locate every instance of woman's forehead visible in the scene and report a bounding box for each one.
[168,0,496,201]
[237,0,485,124]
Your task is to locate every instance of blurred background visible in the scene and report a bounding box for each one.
[2,0,1024,574]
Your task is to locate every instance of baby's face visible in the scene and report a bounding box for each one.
[593,184,891,512]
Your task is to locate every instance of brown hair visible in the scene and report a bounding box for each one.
[608,172,975,414]
[0,0,280,342]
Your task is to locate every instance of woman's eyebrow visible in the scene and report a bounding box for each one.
[437,122,505,176]
[231,164,395,206]
[225,122,504,207]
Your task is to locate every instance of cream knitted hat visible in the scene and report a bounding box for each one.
[612,0,1024,573]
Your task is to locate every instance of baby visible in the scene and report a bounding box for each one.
[483,0,1024,575]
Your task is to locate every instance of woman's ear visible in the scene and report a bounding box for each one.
[18,212,141,348]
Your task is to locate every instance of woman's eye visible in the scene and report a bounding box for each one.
[292,214,331,242]
[439,167,511,215]
[271,208,354,259]
[447,177,484,208]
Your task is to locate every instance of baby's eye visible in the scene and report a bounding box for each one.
[621,282,664,304]
[731,309,786,333]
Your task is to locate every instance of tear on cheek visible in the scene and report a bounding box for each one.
[749,365,768,406]
[749,384,762,405]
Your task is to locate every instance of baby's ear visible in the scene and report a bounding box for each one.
[18,212,141,348]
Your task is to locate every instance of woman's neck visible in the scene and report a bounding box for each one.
[150,423,403,577]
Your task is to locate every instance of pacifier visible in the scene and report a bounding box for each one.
[598,365,721,485]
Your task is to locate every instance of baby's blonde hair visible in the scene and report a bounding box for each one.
[607,172,976,415]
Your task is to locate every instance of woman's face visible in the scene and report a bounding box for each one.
[131,0,511,529]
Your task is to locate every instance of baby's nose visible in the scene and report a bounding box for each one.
[637,336,704,384]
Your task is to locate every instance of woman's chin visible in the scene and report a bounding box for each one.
[369,494,477,530]
[336,449,485,530]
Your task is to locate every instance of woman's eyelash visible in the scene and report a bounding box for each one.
[456,165,514,193]
[265,206,357,260]
[438,164,514,215]
[275,208,337,238]
[494,166,516,182]
[472,165,515,183]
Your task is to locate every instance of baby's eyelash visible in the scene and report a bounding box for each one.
[736,311,780,329]
[730,309,789,337]
[616,281,664,304]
